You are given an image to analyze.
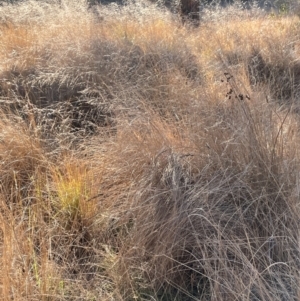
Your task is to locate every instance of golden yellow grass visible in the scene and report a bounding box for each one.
[0,1,300,300]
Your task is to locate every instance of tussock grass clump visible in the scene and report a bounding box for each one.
[0,0,300,300]
[115,92,300,300]
[0,0,201,145]
[247,48,300,102]
[0,113,46,202]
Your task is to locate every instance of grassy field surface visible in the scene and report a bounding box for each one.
[0,0,300,300]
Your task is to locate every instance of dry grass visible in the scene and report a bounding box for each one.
[0,0,300,300]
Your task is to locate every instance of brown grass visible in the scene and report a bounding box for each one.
[0,0,300,300]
